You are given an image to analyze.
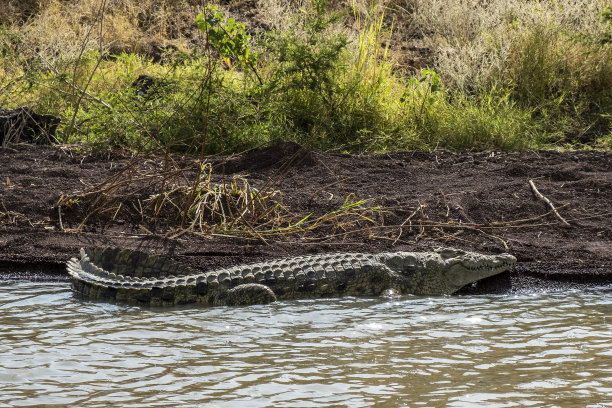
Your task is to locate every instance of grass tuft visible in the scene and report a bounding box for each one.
[57,157,383,239]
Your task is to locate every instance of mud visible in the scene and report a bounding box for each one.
[1,143,610,293]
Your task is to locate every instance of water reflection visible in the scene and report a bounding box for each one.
[1,281,610,407]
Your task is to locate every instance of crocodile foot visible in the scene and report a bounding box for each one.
[215,283,277,306]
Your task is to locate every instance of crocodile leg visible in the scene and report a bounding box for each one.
[214,283,277,306]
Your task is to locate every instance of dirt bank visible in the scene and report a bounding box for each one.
[1,143,610,293]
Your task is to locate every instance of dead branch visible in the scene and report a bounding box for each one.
[488,204,569,226]
[393,203,426,245]
[528,179,570,226]
[58,206,64,232]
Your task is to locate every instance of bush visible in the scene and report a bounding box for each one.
[255,0,392,147]
[0,0,610,153]
[502,23,612,143]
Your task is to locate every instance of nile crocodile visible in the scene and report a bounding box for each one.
[66,247,516,306]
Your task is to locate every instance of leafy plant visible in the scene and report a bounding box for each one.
[400,69,442,122]
[196,6,261,83]
[258,0,349,132]
[253,0,399,148]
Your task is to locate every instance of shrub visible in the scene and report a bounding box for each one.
[0,0,609,153]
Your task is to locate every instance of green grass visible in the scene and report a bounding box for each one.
[0,0,610,153]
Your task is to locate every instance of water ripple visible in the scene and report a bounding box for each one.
[0,281,610,407]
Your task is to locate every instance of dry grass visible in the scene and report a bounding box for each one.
[7,0,209,65]
[5,0,608,72]
[0,0,41,25]
[57,156,383,240]
[256,0,311,31]
[396,0,610,91]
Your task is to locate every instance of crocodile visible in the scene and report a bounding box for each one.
[66,247,516,306]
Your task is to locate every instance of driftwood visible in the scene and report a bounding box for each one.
[528,179,570,226]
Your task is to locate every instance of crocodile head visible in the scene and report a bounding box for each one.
[379,247,516,294]
[434,247,516,292]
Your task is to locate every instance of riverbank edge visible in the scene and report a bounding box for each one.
[0,143,610,295]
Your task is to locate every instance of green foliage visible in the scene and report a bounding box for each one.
[397,72,538,150]
[257,2,349,141]
[0,0,610,153]
[196,6,258,70]
[400,69,442,122]
[251,0,398,149]
[595,130,612,149]
[56,52,267,153]
[0,25,21,58]
[419,90,539,150]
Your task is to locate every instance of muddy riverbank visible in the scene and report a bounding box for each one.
[1,143,610,293]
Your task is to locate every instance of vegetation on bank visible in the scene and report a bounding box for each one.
[1,0,611,153]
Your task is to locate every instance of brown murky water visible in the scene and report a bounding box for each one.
[1,281,610,407]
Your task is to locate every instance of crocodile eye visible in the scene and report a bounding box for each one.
[383,253,417,271]
[435,247,466,259]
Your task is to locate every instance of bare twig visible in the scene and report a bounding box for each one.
[528,179,570,226]
[468,227,509,250]
[392,203,425,245]
[439,189,450,217]
[58,206,64,231]
[66,0,109,138]
[307,177,355,204]
[28,48,112,110]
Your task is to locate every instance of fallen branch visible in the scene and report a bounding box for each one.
[528,179,570,226]
[392,203,426,245]
[58,206,64,232]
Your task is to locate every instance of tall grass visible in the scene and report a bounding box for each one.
[402,0,612,145]
[0,0,610,152]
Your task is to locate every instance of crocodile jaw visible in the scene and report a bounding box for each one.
[442,252,516,292]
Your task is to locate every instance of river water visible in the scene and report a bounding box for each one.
[1,281,610,408]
